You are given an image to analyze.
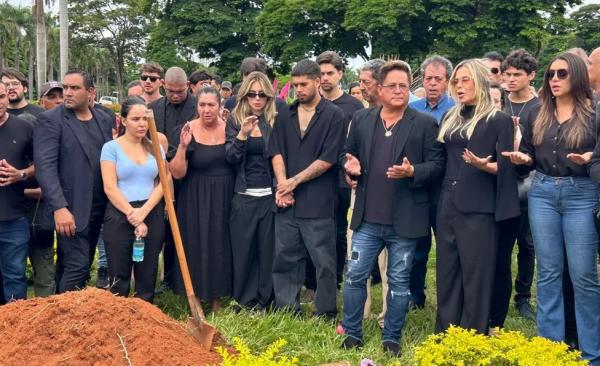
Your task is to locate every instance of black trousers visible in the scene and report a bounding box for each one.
[489,215,521,328]
[435,181,497,334]
[162,221,175,287]
[56,202,105,293]
[273,207,337,315]
[514,211,535,304]
[103,201,164,302]
[230,194,274,308]
[409,204,437,306]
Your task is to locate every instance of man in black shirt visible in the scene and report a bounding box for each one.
[0,81,35,302]
[316,51,364,288]
[34,69,113,293]
[269,59,345,318]
[339,61,444,356]
[1,68,44,118]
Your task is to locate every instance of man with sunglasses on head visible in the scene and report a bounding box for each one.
[148,66,197,294]
[482,51,504,85]
[139,62,164,104]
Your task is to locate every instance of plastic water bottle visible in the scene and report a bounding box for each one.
[132,237,145,262]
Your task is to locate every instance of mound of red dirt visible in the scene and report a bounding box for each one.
[0,288,222,366]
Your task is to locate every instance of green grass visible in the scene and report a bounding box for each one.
[150,243,538,365]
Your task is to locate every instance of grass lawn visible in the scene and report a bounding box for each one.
[152,242,538,365]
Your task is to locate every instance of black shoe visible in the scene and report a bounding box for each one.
[382,341,401,357]
[409,300,425,310]
[154,282,172,296]
[515,301,535,320]
[96,267,109,289]
[341,336,363,350]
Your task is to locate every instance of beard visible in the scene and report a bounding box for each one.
[9,93,24,104]
[299,88,317,104]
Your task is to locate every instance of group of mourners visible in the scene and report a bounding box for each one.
[1,44,600,363]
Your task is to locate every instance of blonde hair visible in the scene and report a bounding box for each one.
[438,59,498,142]
[232,71,277,127]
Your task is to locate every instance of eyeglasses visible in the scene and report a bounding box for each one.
[490,67,500,75]
[246,91,267,99]
[359,79,374,87]
[450,76,473,85]
[546,68,569,80]
[5,81,22,88]
[424,76,446,83]
[381,83,409,91]
[140,75,160,82]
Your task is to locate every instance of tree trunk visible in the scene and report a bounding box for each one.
[35,0,47,95]
[28,46,34,100]
[115,49,124,103]
[59,0,68,79]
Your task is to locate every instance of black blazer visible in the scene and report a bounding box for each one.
[149,94,198,157]
[443,110,520,221]
[342,107,445,238]
[225,114,275,193]
[33,105,113,231]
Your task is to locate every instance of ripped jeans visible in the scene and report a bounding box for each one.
[342,222,418,343]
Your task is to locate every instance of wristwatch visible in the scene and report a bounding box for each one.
[20,170,27,180]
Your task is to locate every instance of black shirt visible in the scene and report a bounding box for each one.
[93,103,117,127]
[245,136,271,188]
[331,92,365,188]
[268,98,345,218]
[443,106,473,182]
[0,114,33,220]
[9,104,44,117]
[79,117,105,201]
[364,117,397,225]
[520,107,596,177]
[504,97,540,126]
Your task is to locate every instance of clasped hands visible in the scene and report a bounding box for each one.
[128,207,148,238]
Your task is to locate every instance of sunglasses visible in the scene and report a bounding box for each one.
[140,75,160,82]
[546,68,569,80]
[490,67,500,75]
[450,76,473,85]
[246,91,267,99]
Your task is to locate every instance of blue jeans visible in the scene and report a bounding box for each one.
[342,222,417,343]
[528,172,600,365]
[0,217,30,301]
[96,227,107,268]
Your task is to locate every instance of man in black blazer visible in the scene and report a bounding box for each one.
[34,69,113,293]
[339,61,445,356]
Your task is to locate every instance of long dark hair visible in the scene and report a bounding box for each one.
[119,96,153,153]
[532,52,594,148]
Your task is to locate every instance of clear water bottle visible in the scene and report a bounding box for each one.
[132,237,145,262]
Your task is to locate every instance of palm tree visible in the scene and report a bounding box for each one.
[59,0,68,79]
[35,0,47,94]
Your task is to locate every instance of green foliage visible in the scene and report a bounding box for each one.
[570,4,600,52]
[216,337,299,366]
[414,326,587,366]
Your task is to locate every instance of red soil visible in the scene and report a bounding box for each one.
[0,288,223,366]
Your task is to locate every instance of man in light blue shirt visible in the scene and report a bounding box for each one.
[407,55,454,310]
[409,55,455,124]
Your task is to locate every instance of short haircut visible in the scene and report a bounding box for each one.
[420,55,453,80]
[483,51,504,63]
[65,68,94,89]
[0,67,28,88]
[164,67,188,84]
[291,59,321,79]
[361,58,385,82]
[240,57,268,77]
[126,80,142,89]
[316,51,344,71]
[189,70,213,85]
[502,49,538,74]
[348,81,360,93]
[212,74,222,85]
[379,60,413,84]
[139,62,164,78]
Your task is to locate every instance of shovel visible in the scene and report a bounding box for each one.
[146,110,217,349]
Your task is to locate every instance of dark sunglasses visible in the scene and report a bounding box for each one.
[246,91,267,99]
[140,75,160,82]
[490,67,500,75]
[546,68,569,80]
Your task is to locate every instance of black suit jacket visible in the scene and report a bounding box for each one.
[444,110,520,221]
[149,94,198,158]
[34,105,113,231]
[342,107,445,238]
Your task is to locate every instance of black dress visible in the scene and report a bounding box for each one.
[174,137,235,299]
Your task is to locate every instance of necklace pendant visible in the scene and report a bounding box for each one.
[385,130,392,137]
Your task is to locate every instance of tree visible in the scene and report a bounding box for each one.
[570,4,600,52]
[59,0,68,79]
[70,0,150,99]
[35,0,47,94]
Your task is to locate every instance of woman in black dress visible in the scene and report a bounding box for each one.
[169,86,234,311]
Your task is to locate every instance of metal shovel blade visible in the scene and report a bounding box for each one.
[187,317,217,350]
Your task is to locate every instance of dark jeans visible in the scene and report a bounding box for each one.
[0,217,30,301]
[230,194,274,308]
[490,216,521,328]
[435,181,497,334]
[342,222,417,343]
[272,207,336,315]
[514,211,535,304]
[28,226,56,297]
[103,201,164,302]
[56,204,104,293]
[409,204,437,306]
